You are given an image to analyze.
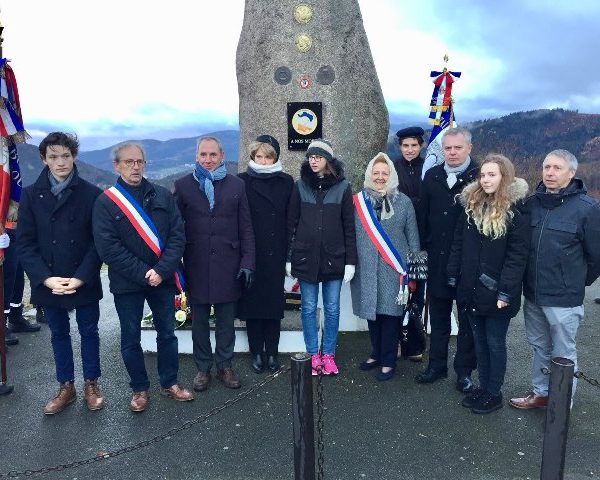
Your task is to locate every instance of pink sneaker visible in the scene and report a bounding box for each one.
[322,354,339,375]
[311,354,323,376]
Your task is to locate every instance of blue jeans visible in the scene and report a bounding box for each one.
[468,312,510,396]
[45,303,101,383]
[114,286,179,391]
[298,279,342,355]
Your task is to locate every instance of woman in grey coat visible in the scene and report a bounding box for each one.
[351,153,420,380]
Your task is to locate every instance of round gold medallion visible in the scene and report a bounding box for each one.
[295,34,312,53]
[293,4,313,24]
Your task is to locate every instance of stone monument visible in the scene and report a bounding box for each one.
[236,1,389,187]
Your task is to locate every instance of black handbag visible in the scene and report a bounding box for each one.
[399,293,427,359]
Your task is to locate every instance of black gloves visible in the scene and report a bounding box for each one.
[237,268,255,289]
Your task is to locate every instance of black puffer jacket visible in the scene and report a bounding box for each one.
[93,178,185,294]
[523,178,600,307]
[447,178,530,318]
[287,158,357,283]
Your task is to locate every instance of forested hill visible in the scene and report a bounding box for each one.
[468,109,600,165]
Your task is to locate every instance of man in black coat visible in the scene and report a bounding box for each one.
[510,150,600,410]
[174,136,255,392]
[18,132,103,415]
[415,127,479,392]
[93,143,193,412]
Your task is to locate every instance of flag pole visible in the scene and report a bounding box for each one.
[0,15,15,395]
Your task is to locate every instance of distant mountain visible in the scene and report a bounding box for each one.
[78,130,240,178]
[16,143,117,188]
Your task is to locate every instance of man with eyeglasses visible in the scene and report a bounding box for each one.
[18,132,104,414]
[93,142,193,412]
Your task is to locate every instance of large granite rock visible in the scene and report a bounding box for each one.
[236,1,389,188]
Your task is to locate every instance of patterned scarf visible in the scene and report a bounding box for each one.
[193,161,227,211]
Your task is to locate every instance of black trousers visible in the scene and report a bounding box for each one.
[367,314,400,369]
[192,302,236,372]
[245,318,281,356]
[427,295,476,376]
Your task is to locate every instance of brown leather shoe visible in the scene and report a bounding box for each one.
[193,371,211,392]
[509,392,548,410]
[83,380,105,411]
[44,381,76,415]
[216,368,241,389]
[129,391,149,412]
[160,384,194,401]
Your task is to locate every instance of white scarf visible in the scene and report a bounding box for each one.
[248,159,283,174]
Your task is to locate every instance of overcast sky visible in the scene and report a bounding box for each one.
[2,0,600,150]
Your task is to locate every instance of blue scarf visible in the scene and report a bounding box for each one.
[193,162,227,211]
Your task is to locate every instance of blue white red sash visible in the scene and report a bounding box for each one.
[353,191,408,305]
[104,183,184,292]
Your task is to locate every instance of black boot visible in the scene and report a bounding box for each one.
[35,306,47,324]
[8,306,41,333]
[251,354,264,374]
[267,355,280,372]
[4,324,19,346]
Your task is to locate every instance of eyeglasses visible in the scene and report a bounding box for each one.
[121,159,146,167]
[308,155,324,161]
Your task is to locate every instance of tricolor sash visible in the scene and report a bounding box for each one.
[104,183,184,292]
[353,191,408,305]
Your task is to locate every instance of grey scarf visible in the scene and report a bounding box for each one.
[48,169,75,199]
[443,157,471,188]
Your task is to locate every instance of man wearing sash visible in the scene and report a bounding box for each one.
[18,132,104,414]
[93,143,193,412]
[415,127,479,392]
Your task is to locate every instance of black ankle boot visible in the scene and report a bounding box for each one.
[8,306,41,333]
[251,354,264,374]
[267,355,280,372]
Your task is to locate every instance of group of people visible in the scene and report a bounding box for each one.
[2,125,599,418]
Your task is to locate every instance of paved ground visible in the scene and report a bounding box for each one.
[1,278,599,480]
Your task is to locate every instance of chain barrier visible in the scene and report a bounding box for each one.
[541,367,599,387]
[0,367,290,479]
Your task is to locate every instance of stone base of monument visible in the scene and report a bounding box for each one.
[139,283,457,354]
[140,281,368,354]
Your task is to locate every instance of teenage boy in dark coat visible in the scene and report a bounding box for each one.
[93,143,193,412]
[415,127,479,392]
[18,132,103,415]
[393,126,427,326]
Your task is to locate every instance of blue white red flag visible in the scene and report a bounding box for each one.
[422,69,461,178]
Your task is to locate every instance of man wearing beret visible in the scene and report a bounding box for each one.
[393,127,427,360]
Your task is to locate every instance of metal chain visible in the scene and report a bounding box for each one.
[0,367,290,479]
[574,371,600,387]
[541,367,599,387]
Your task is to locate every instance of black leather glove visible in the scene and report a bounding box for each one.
[237,268,255,289]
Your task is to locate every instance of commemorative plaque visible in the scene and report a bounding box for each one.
[287,102,322,150]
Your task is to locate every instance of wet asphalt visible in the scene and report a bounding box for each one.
[0,275,599,480]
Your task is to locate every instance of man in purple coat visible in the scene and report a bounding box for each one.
[174,136,255,391]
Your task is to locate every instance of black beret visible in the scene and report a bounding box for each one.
[395,127,425,140]
[256,134,280,161]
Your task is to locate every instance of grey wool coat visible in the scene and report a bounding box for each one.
[351,190,420,320]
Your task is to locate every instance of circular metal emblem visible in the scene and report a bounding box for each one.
[292,108,318,136]
[293,4,313,24]
[298,74,312,89]
[316,65,335,85]
[274,66,292,85]
[295,34,312,53]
